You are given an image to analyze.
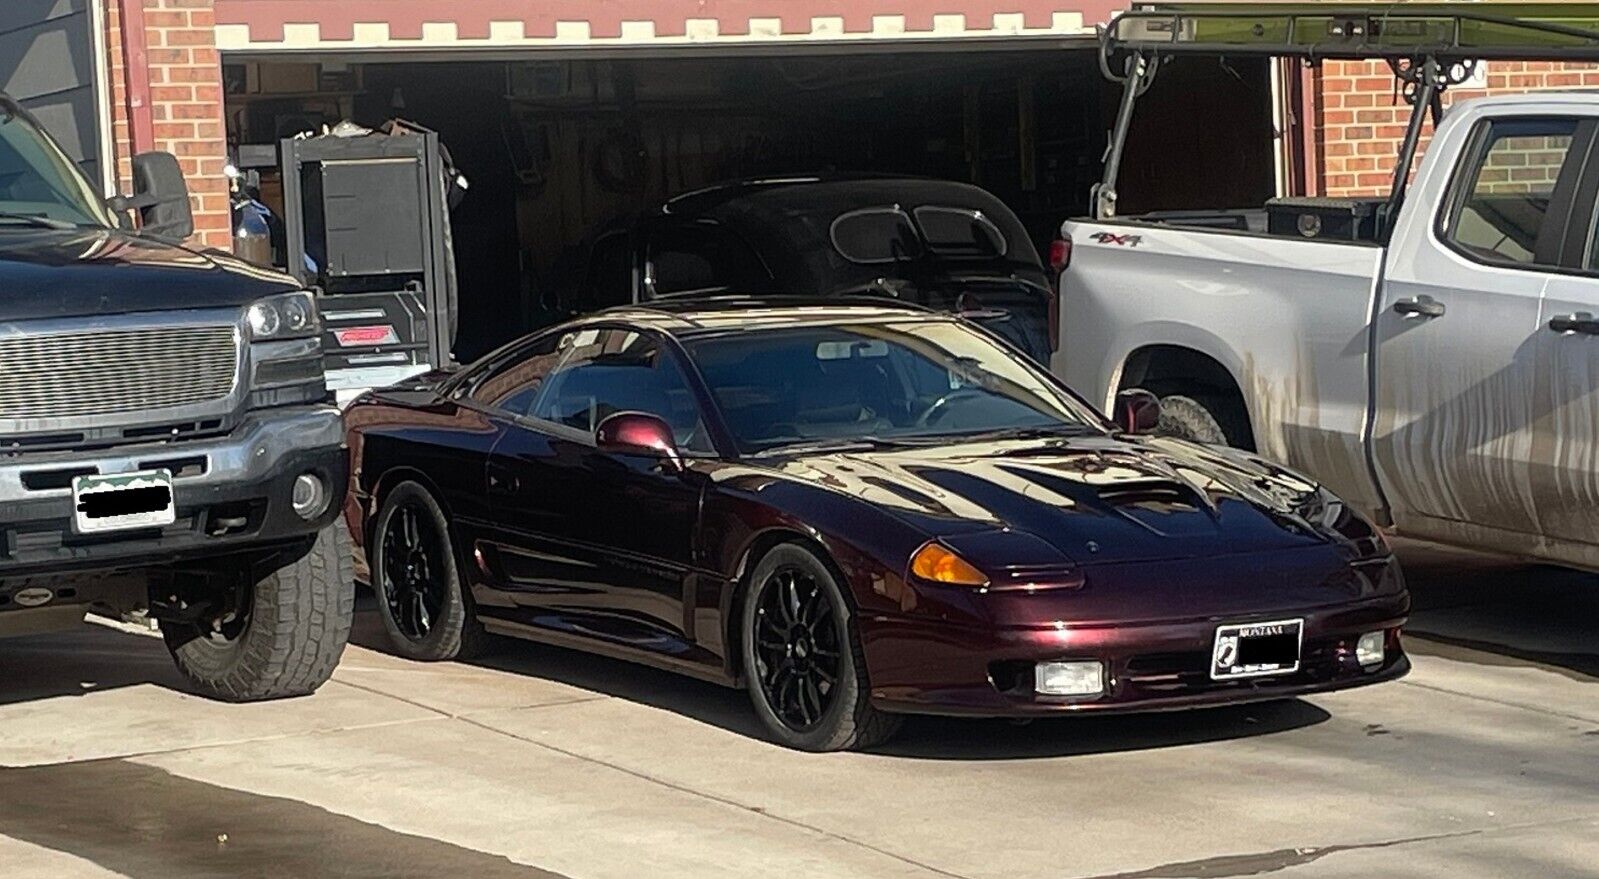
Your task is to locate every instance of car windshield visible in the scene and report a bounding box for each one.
[0,99,112,228]
[684,318,1103,453]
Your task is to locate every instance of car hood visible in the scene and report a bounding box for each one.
[763,433,1356,567]
[0,227,299,321]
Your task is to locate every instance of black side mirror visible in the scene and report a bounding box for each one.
[1114,389,1162,434]
[123,151,194,239]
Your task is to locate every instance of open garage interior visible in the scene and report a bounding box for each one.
[224,46,1277,361]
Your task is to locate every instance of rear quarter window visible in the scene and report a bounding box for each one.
[829,207,925,264]
[912,206,1008,258]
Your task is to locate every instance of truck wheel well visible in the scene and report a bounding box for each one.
[1120,345,1256,450]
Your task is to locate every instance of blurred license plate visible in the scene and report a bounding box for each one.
[1211,618,1303,680]
[72,470,175,534]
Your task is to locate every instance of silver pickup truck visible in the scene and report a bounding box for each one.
[1057,9,1599,572]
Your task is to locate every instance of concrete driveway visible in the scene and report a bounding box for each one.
[1,543,1595,879]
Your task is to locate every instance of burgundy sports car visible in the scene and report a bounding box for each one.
[344,300,1408,751]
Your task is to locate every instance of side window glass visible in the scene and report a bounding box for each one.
[647,224,769,297]
[467,333,564,415]
[1445,118,1580,269]
[530,329,711,452]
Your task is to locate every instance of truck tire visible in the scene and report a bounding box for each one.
[164,522,354,702]
[1154,393,1249,447]
[369,480,488,662]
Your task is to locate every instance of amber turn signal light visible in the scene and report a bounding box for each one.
[910,542,989,588]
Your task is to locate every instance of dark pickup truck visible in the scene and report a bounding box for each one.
[0,94,351,700]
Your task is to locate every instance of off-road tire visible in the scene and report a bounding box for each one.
[1153,393,1250,447]
[370,480,488,661]
[165,521,354,701]
[741,544,903,752]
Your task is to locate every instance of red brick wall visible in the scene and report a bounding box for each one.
[105,0,232,250]
[1316,60,1599,198]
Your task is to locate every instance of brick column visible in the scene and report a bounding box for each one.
[1315,59,1599,198]
[105,0,232,250]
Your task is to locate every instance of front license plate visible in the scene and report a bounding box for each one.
[1211,618,1303,680]
[72,470,176,535]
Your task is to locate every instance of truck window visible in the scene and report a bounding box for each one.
[1443,118,1581,269]
[0,101,112,227]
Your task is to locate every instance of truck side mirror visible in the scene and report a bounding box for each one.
[124,151,194,240]
[1114,389,1162,434]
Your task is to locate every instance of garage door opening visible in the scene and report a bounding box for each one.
[225,48,1275,361]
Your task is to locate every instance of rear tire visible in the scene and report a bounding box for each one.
[164,522,354,702]
[369,480,487,661]
[741,544,903,752]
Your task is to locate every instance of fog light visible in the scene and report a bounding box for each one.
[291,473,327,520]
[1034,661,1105,698]
[1356,631,1385,669]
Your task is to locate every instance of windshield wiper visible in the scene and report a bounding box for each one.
[0,212,78,230]
[947,425,1095,443]
[758,436,913,456]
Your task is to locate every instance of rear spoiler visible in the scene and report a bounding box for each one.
[1092,6,1599,232]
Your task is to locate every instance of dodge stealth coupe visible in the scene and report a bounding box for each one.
[344,300,1409,751]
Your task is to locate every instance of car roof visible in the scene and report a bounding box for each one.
[657,174,1023,226]
[587,296,946,337]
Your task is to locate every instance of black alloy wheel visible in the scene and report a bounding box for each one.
[740,544,902,751]
[753,565,842,731]
[370,480,486,661]
[382,501,447,642]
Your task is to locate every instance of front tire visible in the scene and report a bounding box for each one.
[369,480,486,661]
[741,544,902,752]
[164,522,354,701]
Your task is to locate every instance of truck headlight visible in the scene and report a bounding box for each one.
[247,291,319,341]
[247,292,326,409]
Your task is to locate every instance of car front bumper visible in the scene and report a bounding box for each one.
[859,592,1410,717]
[0,406,347,580]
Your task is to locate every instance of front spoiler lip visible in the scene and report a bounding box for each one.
[870,654,1410,717]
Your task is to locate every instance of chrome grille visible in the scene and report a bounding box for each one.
[0,325,239,420]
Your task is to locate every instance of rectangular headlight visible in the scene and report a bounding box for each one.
[1034,661,1105,698]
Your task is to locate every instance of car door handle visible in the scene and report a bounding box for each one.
[1549,311,1599,335]
[1392,295,1446,318]
[486,465,520,496]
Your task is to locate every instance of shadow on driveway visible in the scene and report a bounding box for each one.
[1396,541,1599,681]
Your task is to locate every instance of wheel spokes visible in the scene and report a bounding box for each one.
[754,565,845,733]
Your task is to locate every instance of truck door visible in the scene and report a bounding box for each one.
[1529,240,1599,559]
[1374,115,1593,544]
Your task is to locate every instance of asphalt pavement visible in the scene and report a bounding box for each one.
[1,541,1595,879]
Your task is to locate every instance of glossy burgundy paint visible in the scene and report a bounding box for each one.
[344,302,1409,719]
[595,412,683,470]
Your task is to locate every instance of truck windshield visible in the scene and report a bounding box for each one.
[0,99,112,228]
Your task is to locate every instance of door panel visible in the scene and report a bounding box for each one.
[482,327,705,644]
[1532,275,1599,553]
[1374,117,1588,540]
[484,423,699,641]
